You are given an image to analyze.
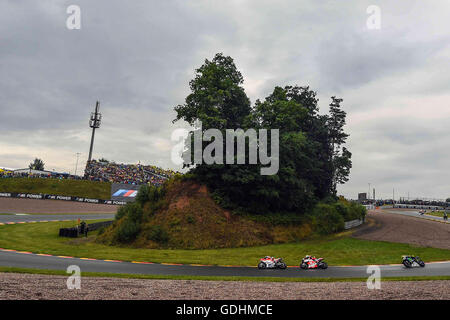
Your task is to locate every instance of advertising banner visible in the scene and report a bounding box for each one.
[111,183,141,202]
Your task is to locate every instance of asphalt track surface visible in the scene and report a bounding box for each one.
[0,198,118,214]
[382,208,449,224]
[0,214,449,278]
[1,248,449,278]
[0,214,115,223]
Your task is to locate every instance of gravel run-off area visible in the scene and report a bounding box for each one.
[0,273,449,300]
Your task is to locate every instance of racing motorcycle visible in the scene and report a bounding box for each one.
[402,255,425,268]
[257,256,287,269]
[300,255,328,269]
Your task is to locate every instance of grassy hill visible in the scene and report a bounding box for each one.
[98,179,327,249]
[0,178,111,199]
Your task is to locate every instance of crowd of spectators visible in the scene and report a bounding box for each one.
[83,160,176,186]
[0,170,81,180]
[0,160,177,187]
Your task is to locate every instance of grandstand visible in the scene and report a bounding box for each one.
[83,160,176,186]
[0,160,177,187]
[0,168,78,180]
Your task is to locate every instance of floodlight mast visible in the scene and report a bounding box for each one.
[87,101,101,163]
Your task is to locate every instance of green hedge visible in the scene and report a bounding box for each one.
[311,200,366,235]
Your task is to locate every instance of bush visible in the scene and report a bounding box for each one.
[127,202,144,222]
[97,226,106,235]
[186,215,195,224]
[135,183,167,205]
[242,212,305,226]
[114,218,140,243]
[310,200,366,235]
[146,225,169,243]
[333,202,350,220]
[135,184,151,204]
[312,203,345,235]
[351,202,367,220]
[115,202,143,222]
[115,205,128,221]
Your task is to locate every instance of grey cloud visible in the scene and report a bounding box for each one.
[1,0,450,199]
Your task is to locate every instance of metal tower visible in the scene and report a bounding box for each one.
[87,101,102,163]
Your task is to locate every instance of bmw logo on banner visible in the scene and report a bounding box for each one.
[111,183,140,202]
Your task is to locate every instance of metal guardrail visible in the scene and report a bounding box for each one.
[394,204,445,210]
[59,220,113,237]
[344,219,363,230]
[87,220,113,231]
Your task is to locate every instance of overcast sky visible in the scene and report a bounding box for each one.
[1,0,449,200]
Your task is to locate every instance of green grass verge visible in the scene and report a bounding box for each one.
[425,211,445,218]
[0,212,115,216]
[0,266,449,282]
[0,178,110,199]
[1,221,450,266]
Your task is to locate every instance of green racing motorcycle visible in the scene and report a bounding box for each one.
[402,255,425,268]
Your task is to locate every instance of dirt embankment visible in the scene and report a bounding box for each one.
[99,180,312,249]
[0,273,449,300]
[353,210,450,250]
[0,198,118,214]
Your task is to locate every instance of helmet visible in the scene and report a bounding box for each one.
[305,255,310,259]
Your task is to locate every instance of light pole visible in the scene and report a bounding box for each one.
[88,101,102,163]
[74,153,81,176]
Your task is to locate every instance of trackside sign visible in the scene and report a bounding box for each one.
[111,183,140,202]
[0,192,125,205]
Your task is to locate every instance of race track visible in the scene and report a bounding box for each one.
[1,248,449,278]
[0,214,115,223]
[382,208,449,224]
[0,212,449,279]
[0,198,118,214]
[354,210,450,250]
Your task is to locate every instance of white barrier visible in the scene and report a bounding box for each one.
[344,219,364,230]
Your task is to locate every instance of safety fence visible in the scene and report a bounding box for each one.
[59,220,113,238]
[344,219,364,230]
[87,220,113,231]
[0,192,126,206]
[394,204,445,210]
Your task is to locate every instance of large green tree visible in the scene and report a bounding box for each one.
[29,158,45,171]
[174,53,352,214]
[327,97,352,195]
[174,53,251,130]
